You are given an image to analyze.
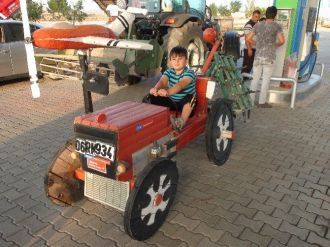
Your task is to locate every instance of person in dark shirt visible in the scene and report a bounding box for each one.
[242,9,261,74]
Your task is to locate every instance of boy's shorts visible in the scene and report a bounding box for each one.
[147,94,196,112]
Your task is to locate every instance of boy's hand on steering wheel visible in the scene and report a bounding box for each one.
[157,89,169,97]
[150,87,158,96]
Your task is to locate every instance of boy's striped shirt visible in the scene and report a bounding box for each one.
[163,67,196,102]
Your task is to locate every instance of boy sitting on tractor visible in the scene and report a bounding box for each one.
[149,46,196,131]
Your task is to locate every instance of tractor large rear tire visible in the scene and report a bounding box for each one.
[161,21,205,71]
[114,71,142,86]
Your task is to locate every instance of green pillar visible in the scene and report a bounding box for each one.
[275,0,299,56]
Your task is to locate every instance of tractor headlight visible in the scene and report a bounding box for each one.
[116,160,128,175]
[71,151,78,160]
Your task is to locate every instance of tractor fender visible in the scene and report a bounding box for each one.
[222,31,241,60]
[208,98,234,111]
[160,13,201,28]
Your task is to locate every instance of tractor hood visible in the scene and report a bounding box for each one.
[74,101,171,162]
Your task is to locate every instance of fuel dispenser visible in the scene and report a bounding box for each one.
[274,0,322,82]
[273,8,292,78]
[264,0,324,107]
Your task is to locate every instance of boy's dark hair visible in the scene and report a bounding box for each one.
[169,46,188,59]
[266,6,277,19]
[252,9,261,15]
[259,17,266,22]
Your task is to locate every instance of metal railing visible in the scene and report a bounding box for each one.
[242,73,297,109]
[270,77,297,109]
[241,62,324,109]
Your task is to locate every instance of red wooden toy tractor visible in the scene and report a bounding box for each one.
[44,51,235,240]
[38,7,238,241]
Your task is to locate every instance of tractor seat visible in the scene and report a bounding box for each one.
[142,76,210,118]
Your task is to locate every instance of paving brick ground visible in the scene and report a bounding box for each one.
[0,27,330,246]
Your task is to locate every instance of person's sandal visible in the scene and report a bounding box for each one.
[170,116,184,132]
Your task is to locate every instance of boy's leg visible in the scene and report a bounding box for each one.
[181,103,193,125]
[170,104,191,132]
[170,95,195,131]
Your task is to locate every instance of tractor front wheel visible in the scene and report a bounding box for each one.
[124,158,178,240]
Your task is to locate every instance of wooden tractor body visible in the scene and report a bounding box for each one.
[44,75,234,240]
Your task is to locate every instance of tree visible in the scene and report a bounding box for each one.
[47,0,70,20]
[259,7,267,18]
[209,3,218,17]
[218,5,231,17]
[65,0,87,24]
[216,0,241,17]
[245,0,256,18]
[13,0,43,22]
[230,0,242,13]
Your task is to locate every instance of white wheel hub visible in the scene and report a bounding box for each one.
[141,174,171,225]
[216,114,230,151]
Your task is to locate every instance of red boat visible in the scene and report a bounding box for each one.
[32,24,117,49]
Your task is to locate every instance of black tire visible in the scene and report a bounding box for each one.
[206,99,234,166]
[161,21,205,71]
[114,71,141,86]
[124,158,178,241]
[44,140,84,206]
[222,32,241,60]
[128,75,142,85]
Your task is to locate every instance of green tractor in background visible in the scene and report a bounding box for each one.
[93,0,214,85]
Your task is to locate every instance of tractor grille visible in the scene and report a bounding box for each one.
[84,172,129,211]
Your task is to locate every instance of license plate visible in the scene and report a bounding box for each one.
[75,138,115,161]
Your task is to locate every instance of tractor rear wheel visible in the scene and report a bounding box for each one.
[124,158,178,240]
[161,21,205,71]
[206,99,234,166]
[127,75,142,85]
[44,140,84,206]
[114,71,127,86]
